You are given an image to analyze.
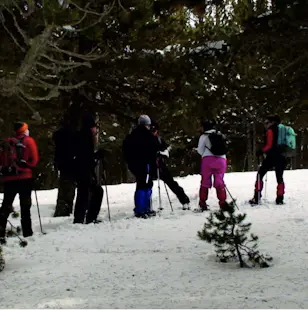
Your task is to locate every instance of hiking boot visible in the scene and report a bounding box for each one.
[276,196,284,205]
[182,203,190,210]
[220,202,233,212]
[249,192,261,205]
[146,210,157,217]
[135,213,149,219]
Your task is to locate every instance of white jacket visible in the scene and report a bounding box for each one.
[197,129,226,159]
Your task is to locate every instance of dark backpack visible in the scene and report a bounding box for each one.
[0,137,26,177]
[206,131,227,156]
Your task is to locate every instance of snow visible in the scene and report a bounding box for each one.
[1,170,308,308]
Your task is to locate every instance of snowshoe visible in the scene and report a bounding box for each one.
[182,204,190,211]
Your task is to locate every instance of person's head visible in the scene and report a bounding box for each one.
[201,119,216,132]
[82,111,98,145]
[14,122,29,136]
[138,114,151,130]
[264,115,279,129]
[151,120,159,136]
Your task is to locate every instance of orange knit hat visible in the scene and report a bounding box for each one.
[14,122,28,135]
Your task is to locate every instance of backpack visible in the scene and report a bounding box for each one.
[206,131,227,156]
[277,124,296,157]
[0,137,26,177]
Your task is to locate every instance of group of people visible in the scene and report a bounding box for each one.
[0,112,290,243]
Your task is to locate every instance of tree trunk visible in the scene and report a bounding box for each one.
[247,122,253,171]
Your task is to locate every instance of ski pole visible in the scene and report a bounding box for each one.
[157,167,163,211]
[103,169,111,222]
[7,219,28,247]
[163,182,173,212]
[34,190,46,235]
[225,185,239,210]
[264,173,268,200]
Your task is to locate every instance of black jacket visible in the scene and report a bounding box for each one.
[123,125,160,174]
[53,126,78,175]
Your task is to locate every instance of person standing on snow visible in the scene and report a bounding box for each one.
[52,112,78,217]
[151,120,190,210]
[73,111,104,224]
[0,122,39,243]
[123,115,159,218]
[249,115,286,205]
[196,120,229,211]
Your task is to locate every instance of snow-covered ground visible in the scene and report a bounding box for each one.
[1,170,308,308]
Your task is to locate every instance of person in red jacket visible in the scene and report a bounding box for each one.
[0,122,39,243]
[249,115,286,205]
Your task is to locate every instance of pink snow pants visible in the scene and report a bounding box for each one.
[200,156,227,189]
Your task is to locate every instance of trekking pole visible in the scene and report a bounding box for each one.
[103,168,111,222]
[264,174,268,200]
[157,167,163,211]
[225,185,239,210]
[34,190,46,235]
[163,182,173,212]
[7,219,28,247]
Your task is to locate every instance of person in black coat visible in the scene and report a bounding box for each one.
[53,113,78,217]
[73,111,104,224]
[123,115,160,218]
[151,121,190,210]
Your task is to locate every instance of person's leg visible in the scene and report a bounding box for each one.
[213,158,227,208]
[199,157,213,210]
[0,182,17,242]
[73,179,90,224]
[160,164,190,205]
[249,156,273,204]
[86,185,104,223]
[54,171,76,217]
[275,155,287,204]
[18,179,34,237]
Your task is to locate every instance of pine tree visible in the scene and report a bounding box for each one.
[197,202,273,268]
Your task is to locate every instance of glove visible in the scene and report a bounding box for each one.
[159,149,169,158]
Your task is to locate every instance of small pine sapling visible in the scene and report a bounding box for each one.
[197,201,273,268]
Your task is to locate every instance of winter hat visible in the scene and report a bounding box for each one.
[82,111,96,129]
[138,114,151,126]
[14,122,28,134]
[202,119,216,132]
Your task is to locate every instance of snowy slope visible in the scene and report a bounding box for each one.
[1,170,308,308]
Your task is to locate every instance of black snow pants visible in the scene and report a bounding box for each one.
[159,163,190,205]
[0,179,33,238]
[73,175,104,224]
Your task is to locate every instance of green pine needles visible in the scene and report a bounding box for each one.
[198,202,273,268]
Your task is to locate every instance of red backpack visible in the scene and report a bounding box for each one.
[0,137,26,177]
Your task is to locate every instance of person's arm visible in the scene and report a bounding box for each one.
[262,129,274,153]
[196,135,206,156]
[25,137,39,168]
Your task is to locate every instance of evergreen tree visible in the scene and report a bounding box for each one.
[197,202,273,268]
